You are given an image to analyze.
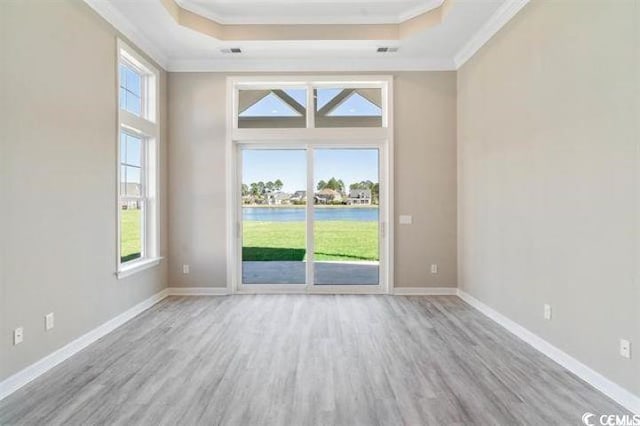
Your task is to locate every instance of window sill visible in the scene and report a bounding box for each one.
[117,257,163,279]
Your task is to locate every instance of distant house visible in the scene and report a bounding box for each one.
[120,183,142,209]
[315,188,343,204]
[290,190,307,202]
[347,189,371,205]
[268,192,291,205]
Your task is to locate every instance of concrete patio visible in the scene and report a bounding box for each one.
[242,261,379,285]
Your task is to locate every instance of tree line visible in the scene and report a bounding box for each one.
[241,180,283,197]
[242,177,378,201]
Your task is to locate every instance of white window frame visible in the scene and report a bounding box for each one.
[226,75,394,294]
[116,39,161,278]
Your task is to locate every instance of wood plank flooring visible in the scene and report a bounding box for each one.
[0,295,628,425]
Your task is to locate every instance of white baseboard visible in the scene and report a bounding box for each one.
[393,287,458,295]
[457,289,640,415]
[0,288,169,402]
[167,287,230,296]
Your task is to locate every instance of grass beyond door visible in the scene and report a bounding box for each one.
[243,221,378,261]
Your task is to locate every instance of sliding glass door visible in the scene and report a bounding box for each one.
[313,149,379,285]
[239,145,383,290]
[241,149,307,285]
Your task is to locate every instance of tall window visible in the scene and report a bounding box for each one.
[117,40,160,277]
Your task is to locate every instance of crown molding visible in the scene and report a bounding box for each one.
[167,57,456,72]
[162,0,452,41]
[83,0,529,73]
[397,0,445,23]
[83,0,169,70]
[453,0,530,69]
[176,0,444,25]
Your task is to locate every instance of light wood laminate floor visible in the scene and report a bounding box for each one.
[0,295,627,425]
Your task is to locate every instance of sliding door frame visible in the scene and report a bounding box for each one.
[226,76,394,294]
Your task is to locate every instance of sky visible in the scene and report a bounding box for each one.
[240,88,382,117]
[120,132,142,185]
[242,149,379,193]
[240,89,381,193]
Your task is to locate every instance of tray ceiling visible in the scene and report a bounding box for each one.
[84,0,530,72]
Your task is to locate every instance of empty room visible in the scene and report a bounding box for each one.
[0,0,639,424]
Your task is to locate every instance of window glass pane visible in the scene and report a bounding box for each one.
[119,88,126,113]
[125,67,141,97]
[241,149,307,284]
[327,93,382,116]
[238,89,306,128]
[120,200,143,263]
[125,135,142,167]
[119,63,142,116]
[125,166,141,196]
[125,91,141,116]
[120,135,127,163]
[120,165,127,196]
[314,88,382,128]
[119,64,126,87]
[313,149,380,285]
[316,88,341,110]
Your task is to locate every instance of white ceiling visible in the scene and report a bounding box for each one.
[85,0,530,72]
[176,0,445,24]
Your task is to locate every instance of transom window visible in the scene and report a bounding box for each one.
[238,89,307,128]
[233,81,387,129]
[117,40,160,277]
[119,63,142,116]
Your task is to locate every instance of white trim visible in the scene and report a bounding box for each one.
[0,289,168,402]
[167,57,456,73]
[84,0,531,73]
[453,0,530,68]
[116,257,163,279]
[83,0,168,69]
[177,0,443,25]
[167,287,230,296]
[116,39,161,279]
[393,287,457,295]
[457,290,640,415]
[225,77,236,295]
[397,0,445,23]
[235,286,388,295]
[227,76,393,295]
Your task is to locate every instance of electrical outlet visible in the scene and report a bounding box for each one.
[544,304,552,320]
[399,215,413,225]
[14,327,23,345]
[45,313,55,331]
[620,339,631,359]
[183,264,190,274]
[430,264,438,274]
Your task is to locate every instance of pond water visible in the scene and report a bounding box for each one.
[243,207,379,222]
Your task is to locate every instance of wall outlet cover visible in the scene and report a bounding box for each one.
[544,304,552,320]
[45,313,55,331]
[399,215,413,225]
[14,327,24,345]
[620,339,631,359]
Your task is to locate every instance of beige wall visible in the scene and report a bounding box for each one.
[458,0,640,395]
[168,72,457,288]
[0,0,169,381]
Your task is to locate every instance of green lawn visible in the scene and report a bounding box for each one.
[121,209,142,263]
[243,221,379,261]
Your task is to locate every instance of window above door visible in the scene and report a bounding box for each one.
[229,76,392,134]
